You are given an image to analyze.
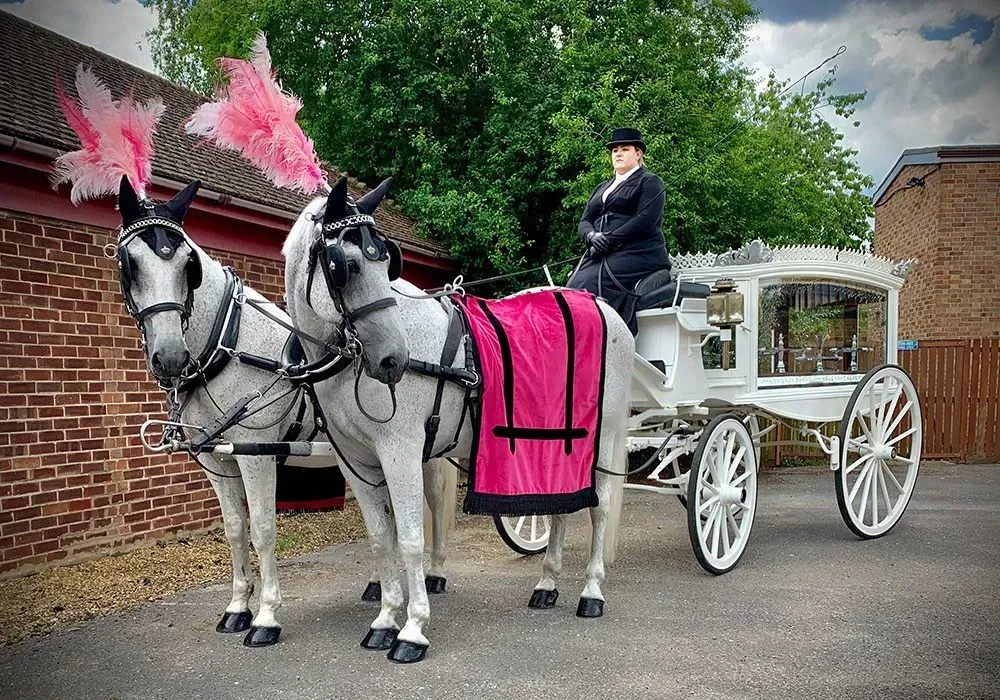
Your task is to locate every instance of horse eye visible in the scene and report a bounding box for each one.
[347,260,361,274]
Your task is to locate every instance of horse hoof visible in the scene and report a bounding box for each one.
[243,626,281,647]
[425,575,447,594]
[361,581,382,602]
[216,611,252,634]
[361,627,398,650]
[387,640,428,664]
[576,597,604,618]
[528,588,558,609]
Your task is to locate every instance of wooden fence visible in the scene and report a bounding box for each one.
[762,338,1000,465]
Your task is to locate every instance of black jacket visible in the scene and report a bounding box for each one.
[576,166,669,264]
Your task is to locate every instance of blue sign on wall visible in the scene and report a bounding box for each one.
[898,340,919,351]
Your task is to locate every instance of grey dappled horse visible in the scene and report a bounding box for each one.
[282,177,633,663]
[114,177,453,647]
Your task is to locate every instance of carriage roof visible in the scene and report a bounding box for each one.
[671,240,915,291]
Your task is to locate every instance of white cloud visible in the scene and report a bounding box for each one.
[742,0,1000,190]
[4,0,157,72]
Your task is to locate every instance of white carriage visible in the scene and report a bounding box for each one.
[497,240,921,573]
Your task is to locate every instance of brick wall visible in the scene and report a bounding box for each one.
[874,161,1000,340]
[0,210,289,577]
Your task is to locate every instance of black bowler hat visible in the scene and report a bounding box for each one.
[605,127,646,152]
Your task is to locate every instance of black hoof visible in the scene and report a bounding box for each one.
[361,581,382,602]
[216,610,253,634]
[425,575,447,594]
[361,627,398,650]
[528,588,558,609]
[576,597,604,618]
[387,640,428,664]
[243,626,281,647]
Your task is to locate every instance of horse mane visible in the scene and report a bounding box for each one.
[281,196,326,260]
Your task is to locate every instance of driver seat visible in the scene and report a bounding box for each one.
[634,269,711,310]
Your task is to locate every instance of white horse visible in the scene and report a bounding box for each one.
[113,177,454,647]
[282,177,633,663]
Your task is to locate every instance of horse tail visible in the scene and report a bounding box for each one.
[602,419,627,566]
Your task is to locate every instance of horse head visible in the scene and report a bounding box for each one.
[116,176,202,383]
[286,176,408,385]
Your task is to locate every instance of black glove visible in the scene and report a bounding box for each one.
[587,232,612,256]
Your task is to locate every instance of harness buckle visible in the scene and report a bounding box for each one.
[461,370,481,389]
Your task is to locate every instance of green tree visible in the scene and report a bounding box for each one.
[148,0,873,287]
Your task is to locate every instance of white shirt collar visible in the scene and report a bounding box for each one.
[613,164,641,183]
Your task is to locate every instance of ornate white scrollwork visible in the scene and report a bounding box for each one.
[715,239,774,266]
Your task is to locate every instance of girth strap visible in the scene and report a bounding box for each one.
[418,304,475,462]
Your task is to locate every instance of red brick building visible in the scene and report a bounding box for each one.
[873,145,1000,462]
[0,13,456,576]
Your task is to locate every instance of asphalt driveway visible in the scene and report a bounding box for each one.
[1,463,998,700]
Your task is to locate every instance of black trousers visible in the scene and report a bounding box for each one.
[568,248,669,335]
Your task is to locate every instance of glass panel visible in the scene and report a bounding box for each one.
[702,330,737,370]
[758,279,887,378]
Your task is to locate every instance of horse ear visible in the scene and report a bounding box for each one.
[355,177,392,215]
[323,177,349,225]
[118,176,143,225]
[165,180,201,222]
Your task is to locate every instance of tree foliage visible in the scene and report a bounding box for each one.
[148,0,874,285]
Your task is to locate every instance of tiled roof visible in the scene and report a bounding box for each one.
[0,11,448,255]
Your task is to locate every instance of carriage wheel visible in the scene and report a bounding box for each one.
[835,364,922,539]
[687,414,758,575]
[493,514,550,555]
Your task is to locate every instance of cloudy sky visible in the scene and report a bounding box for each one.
[3,0,998,192]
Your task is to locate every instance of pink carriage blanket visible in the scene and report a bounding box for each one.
[455,289,608,516]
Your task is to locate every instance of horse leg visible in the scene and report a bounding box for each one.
[205,458,254,634]
[350,474,406,652]
[529,514,565,609]
[240,456,283,646]
[381,452,431,663]
[422,459,451,594]
[578,423,627,618]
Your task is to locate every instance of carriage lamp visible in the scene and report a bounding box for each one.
[706,278,744,328]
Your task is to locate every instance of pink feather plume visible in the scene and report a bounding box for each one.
[52,65,164,204]
[185,33,326,194]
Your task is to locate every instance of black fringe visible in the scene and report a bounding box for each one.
[462,487,598,517]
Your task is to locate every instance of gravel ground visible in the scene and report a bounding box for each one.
[0,502,369,646]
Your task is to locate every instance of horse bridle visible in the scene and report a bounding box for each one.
[305,209,402,355]
[113,214,203,331]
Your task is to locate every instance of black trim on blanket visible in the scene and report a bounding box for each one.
[492,426,588,440]
[589,295,610,474]
[478,298,517,453]
[553,291,576,455]
[463,487,599,517]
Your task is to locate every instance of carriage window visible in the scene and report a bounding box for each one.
[702,331,737,370]
[758,279,887,379]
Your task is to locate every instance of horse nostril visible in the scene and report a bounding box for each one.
[379,357,398,374]
[150,352,163,373]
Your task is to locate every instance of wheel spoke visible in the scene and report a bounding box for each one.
[881,379,903,441]
[710,506,722,558]
[699,494,720,513]
[845,452,871,476]
[847,436,869,454]
[870,462,879,524]
[884,426,918,448]
[699,474,719,494]
[515,516,525,535]
[855,411,874,445]
[720,505,732,554]
[882,400,914,441]
[848,460,875,503]
[725,505,741,536]
[731,471,751,487]
[727,445,747,482]
[868,383,879,439]
[724,432,736,475]
[881,462,905,493]
[878,463,894,516]
[856,460,877,516]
